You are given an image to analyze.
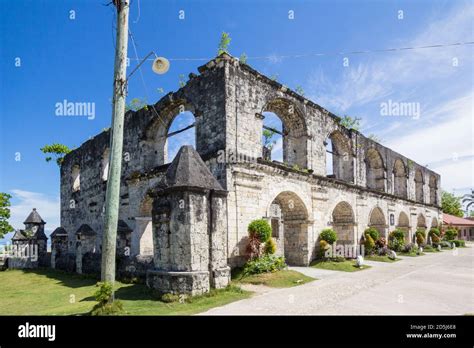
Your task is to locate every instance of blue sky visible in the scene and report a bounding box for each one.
[1,0,473,237]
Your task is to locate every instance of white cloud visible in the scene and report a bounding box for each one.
[385,91,473,191]
[307,2,474,113]
[8,189,60,233]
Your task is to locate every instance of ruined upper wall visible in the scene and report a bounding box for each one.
[220,54,440,206]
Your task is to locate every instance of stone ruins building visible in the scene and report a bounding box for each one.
[9,208,48,268]
[58,53,441,294]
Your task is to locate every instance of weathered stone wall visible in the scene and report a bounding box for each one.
[59,54,441,271]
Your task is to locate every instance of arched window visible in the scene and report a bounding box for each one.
[325,131,353,182]
[393,159,407,198]
[414,169,424,203]
[261,112,283,162]
[366,148,385,191]
[102,148,110,181]
[166,110,195,163]
[261,98,308,168]
[71,165,80,192]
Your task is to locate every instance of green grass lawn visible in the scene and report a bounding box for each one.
[0,269,251,315]
[310,259,371,272]
[399,251,425,257]
[422,248,441,253]
[232,269,315,288]
[364,255,401,263]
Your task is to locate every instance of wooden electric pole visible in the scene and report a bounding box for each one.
[101,0,130,287]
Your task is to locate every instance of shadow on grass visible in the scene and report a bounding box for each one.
[18,268,99,289]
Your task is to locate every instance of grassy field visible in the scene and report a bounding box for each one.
[232,269,314,288]
[364,255,401,263]
[310,259,371,272]
[0,269,251,315]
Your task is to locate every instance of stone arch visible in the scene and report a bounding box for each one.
[429,175,438,205]
[397,211,410,242]
[417,214,426,230]
[393,159,407,198]
[431,217,438,228]
[142,100,198,168]
[414,169,424,203]
[269,191,309,266]
[331,201,355,245]
[71,164,81,192]
[261,98,308,168]
[132,194,154,256]
[325,131,354,183]
[369,207,387,237]
[365,148,386,191]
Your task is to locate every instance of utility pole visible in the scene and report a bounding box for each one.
[101,0,130,287]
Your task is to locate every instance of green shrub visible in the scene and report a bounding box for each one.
[248,219,272,243]
[264,238,277,255]
[388,229,405,252]
[415,229,425,245]
[364,234,375,255]
[94,282,113,305]
[161,293,180,303]
[431,234,440,244]
[243,254,286,276]
[364,227,380,242]
[90,282,123,316]
[320,228,337,245]
[402,243,419,254]
[444,228,458,241]
[90,300,124,316]
[452,239,465,247]
[319,240,329,258]
[429,228,440,237]
[423,244,434,251]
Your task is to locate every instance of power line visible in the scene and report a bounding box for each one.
[128,40,474,62]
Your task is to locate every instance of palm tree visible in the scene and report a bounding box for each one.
[462,189,474,216]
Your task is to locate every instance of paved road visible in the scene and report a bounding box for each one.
[202,245,474,315]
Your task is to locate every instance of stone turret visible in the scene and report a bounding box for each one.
[146,146,230,296]
[10,208,48,268]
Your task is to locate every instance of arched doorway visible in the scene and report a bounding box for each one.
[397,211,410,242]
[416,214,427,243]
[332,201,355,245]
[269,191,309,266]
[369,207,387,238]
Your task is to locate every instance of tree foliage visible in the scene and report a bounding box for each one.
[217,32,231,55]
[0,193,14,238]
[339,115,361,131]
[441,191,463,217]
[262,129,276,150]
[40,143,72,166]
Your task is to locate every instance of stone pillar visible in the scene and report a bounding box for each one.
[51,249,56,269]
[146,145,230,296]
[76,243,82,274]
[132,217,153,256]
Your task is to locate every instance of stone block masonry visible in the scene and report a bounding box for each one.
[56,53,441,293]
